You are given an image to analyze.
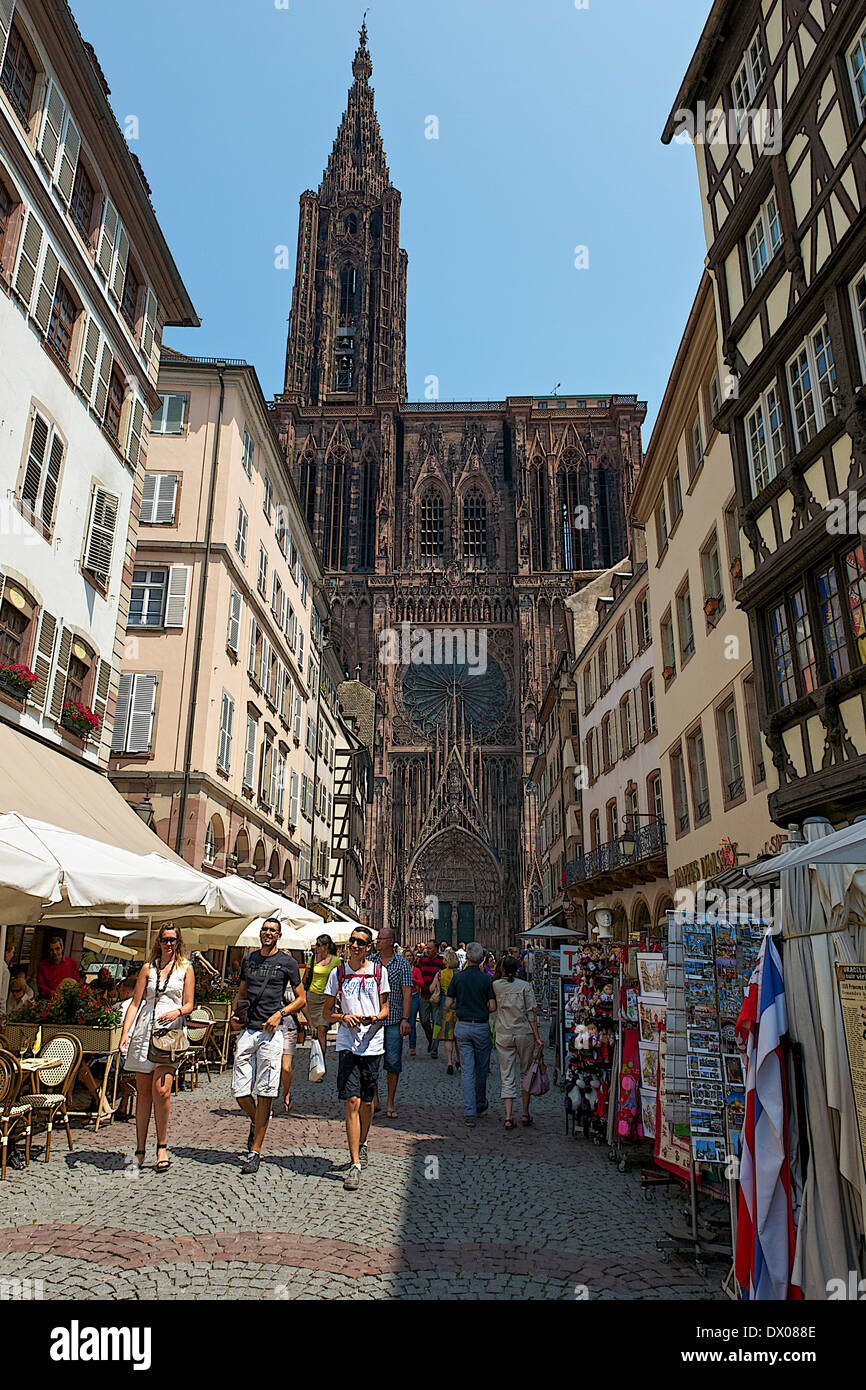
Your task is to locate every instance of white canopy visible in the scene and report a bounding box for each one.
[747,819,866,880]
[521,924,579,940]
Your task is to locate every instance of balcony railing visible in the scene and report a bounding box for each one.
[565,820,666,886]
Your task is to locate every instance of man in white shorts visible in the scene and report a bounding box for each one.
[231,920,305,1174]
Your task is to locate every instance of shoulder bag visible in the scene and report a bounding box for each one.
[147,963,190,1064]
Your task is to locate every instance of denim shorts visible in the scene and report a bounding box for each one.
[383,1022,404,1075]
[337,1051,381,1102]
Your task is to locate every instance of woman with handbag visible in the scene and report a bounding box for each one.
[432,948,460,1073]
[492,955,543,1129]
[300,934,339,1064]
[119,922,194,1171]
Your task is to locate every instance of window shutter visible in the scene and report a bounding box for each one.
[127,674,157,753]
[77,316,101,401]
[56,115,81,205]
[218,693,233,770]
[156,473,177,522]
[298,628,305,671]
[260,634,270,696]
[165,566,190,627]
[21,411,49,509]
[289,771,299,824]
[83,487,118,588]
[41,430,64,529]
[111,671,132,753]
[141,288,158,365]
[268,745,279,808]
[244,716,256,788]
[293,690,302,741]
[0,0,15,71]
[91,658,112,742]
[227,589,241,653]
[49,625,73,720]
[275,659,284,717]
[126,396,145,467]
[38,80,66,176]
[97,199,118,278]
[247,617,257,675]
[34,242,59,334]
[13,210,43,310]
[29,609,56,711]
[140,472,157,524]
[93,342,113,421]
[110,224,129,303]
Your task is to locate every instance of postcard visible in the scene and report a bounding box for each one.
[714,924,736,955]
[682,928,713,960]
[639,1002,666,1042]
[640,1092,656,1139]
[692,1136,727,1163]
[687,1053,722,1081]
[639,1043,660,1090]
[690,1078,725,1107]
[689,1107,725,1137]
[723,1054,745,1086]
[636,953,667,1003]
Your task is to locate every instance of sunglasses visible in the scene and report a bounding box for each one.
[349,938,368,948]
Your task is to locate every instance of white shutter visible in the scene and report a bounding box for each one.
[241,722,255,789]
[165,566,190,627]
[83,487,118,588]
[261,634,270,696]
[97,199,118,277]
[268,744,279,808]
[0,0,15,72]
[48,625,72,721]
[293,689,302,741]
[40,431,64,530]
[20,411,49,510]
[141,287,158,362]
[218,693,234,771]
[155,474,177,522]
[77,315,101,401]
[29,608,56,712]
[275,659,284,718]
[227,589,241,652]
[110,224,130,303]
[33,241,59,334]
[56,114,81,206]
[126,396,146,468]
[247,616,258,675]
[289,770,299,824]
[38,79,66,176]
[297,627,305,671]
[126,674,157,753]
[93,341,113,422]
[13,210,43,310]
[140,472,157,524]
[111,672,133,753]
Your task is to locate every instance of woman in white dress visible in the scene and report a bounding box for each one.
[120,923,194,1172]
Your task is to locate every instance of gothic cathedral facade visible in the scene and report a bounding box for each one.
[272,27,646,947]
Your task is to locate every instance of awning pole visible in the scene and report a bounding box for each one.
[145,915,152,960]
[0,926,7,990]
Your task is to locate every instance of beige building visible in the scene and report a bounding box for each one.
[527,653,582,935]
[109,353,329,901]
[630,273,782,899]
[566,550,672,940]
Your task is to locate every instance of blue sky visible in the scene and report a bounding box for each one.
[72,0,709,436]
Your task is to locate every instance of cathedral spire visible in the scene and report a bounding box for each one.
[320,22,391,200]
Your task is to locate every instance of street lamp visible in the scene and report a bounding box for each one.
[619,812,660,859]
[133,793,155,828]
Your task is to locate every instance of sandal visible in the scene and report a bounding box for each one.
[155,1146,171,1172]
[385,1109,398,1119]
[521,1115,533,1127]
[504,1118,516,1130]
[133,1149,145,1168]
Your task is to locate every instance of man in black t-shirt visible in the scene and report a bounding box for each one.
[231,920,305,1173]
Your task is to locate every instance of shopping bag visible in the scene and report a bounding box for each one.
[522,1058,550,1096]
[309,1037,326,1083]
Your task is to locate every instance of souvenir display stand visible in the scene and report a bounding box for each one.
[612,936,663,1172]
[560,944,617,1149]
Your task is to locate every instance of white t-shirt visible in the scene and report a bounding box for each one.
[456,949,467,967]
[325,962,390,1055]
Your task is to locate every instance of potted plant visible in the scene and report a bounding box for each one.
[61,700,101,740]
[662,664,676,681]
[194,968,237,1019]
[730,556,742,580]
[9,979,122,1051]
[0,662,37,702]
[704,595,721,618]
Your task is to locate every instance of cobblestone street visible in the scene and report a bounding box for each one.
[0,1044,722,1300]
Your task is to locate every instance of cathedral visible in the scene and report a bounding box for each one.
[271,25,646,947]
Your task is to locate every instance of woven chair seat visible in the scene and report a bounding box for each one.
[4,1104,31,1117]
[24,1094,65,1109]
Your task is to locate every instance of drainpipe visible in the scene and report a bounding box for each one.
[175,364,226,855]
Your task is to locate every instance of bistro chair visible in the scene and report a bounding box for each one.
[24,1032,82,1162]
[0,1050,32,1179]
[174,1008,214,1093]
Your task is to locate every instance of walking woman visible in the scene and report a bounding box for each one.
[300,934,339,1062]
[433,948,460,1073]
[119,923,194,1171]
[406,950,424,1056]
[493,955,543,1129]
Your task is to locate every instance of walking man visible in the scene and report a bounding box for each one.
[370,928,412,1119]
[415,940,444,1058]
[231,920,306,1174]
[445,942,496,1126]
[322,925,389,1191]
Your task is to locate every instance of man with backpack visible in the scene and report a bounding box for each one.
[322,925,390,1191]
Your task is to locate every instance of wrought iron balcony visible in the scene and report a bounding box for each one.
[565,820,667,890]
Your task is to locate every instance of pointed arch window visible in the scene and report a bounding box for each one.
[419,491,444,563]
[559,455,588,570]
[339,265,357,321]
[529,463,549,571]
[323,449,350,570]
[299,448,317,529]
[463,488,488,561]
[358,453,377,571]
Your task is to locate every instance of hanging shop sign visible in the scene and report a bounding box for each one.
[673,843,740,890]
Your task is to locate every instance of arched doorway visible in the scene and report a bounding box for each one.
[405,828,503,950]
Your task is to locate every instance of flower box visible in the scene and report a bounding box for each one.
[662,665,676,681]
[42,1023,122,1053]
[730,557,742,580]
[0,667,32,702]
[61,700,101,740]
[703,596,721,617]
[1,1022,40,1052]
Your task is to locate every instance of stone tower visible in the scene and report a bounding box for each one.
[272,28,646,947]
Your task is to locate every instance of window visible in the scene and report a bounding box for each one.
[217,693,234,772]
[289,770,299,824]
[709,368,721,421]
[620,694,634,752]
[227,589,242,654]
[104,366,125,442]
[688,414,703,481]
[648,772,664,826]
[259,729,275,806]
[140,473,178,526]
[700,533,724,616]
[848,26,866,124]
[601,712,614,770]
[69,161,94,241]
[625,784,639,832]
[816,564,850,679]
[263,473,273,520]
[717,698,744,802]
[670,744,689,833]
[849,263,866,385]
[111,673,158,754]
[660,610,676,679]
[119,259,140,332]
[420,492,444,561]
[300,570,308,607]
[616,620,628,673]
[641,671,657,736]
[19,409,64,532]
[235,501,247,561]
[589,810,600,850]
[844,545,866,668]
[584,732,595,783]
[63,642,94,712]
[731,28,767,112]
[768,586,817,707]
[599,641,610,691]
[787,322,837,451]
[676,583,695,660]
[606,799,618,844]
[0,584,35,667]
[46,277,78,365]
[242,429,255,477]
[583,666,593,712]
[686,726,710,823]
[81,486,118,591]
[743,674,765,785]
[747,191,783,286]
[724,500,741,573]
[745,383,786,494]
[463,489,488,559]
[656,497,668,552]
[151,393,188,435]
[637,591,650,649]
[669,466,683,520]
[1,24,37,126]
[129,568,168,627]
[257,545,268,596]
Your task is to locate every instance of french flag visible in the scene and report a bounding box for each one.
[735,934,801,1300]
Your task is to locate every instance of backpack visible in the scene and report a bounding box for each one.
[336,960,383,1011]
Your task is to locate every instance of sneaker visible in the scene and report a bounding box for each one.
[359,1142,369,1170]
[464,1116,476,1128]
[241,1151,261,1174]
[446,1065,454,1075]
[343,1164,361,1191]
